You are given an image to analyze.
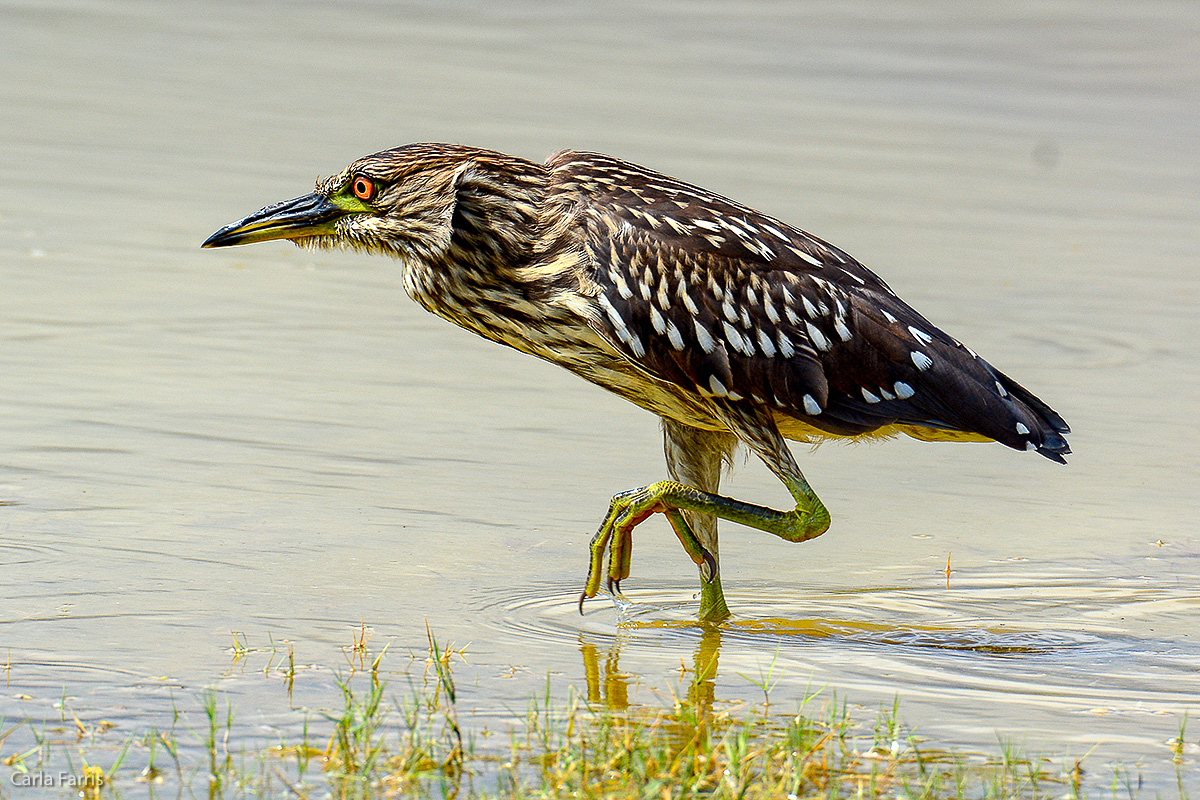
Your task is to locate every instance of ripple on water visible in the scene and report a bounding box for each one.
[1020,324,1145,371]
[477,582,1105,654]
[472,577,1200,733]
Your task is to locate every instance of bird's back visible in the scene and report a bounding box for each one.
[542,150,1070,462]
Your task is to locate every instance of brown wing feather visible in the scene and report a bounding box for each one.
[548,150,1070,461]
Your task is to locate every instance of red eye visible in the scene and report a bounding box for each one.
[352,175,375,201]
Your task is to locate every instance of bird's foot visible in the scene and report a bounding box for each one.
[579,481,718,615]
[576,477,829,620]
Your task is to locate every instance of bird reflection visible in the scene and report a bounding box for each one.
[579,625,724,716]
[579,637,630,710]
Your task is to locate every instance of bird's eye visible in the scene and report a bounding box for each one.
[351,175,376,201]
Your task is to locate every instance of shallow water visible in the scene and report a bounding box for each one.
[1,0,1198,794]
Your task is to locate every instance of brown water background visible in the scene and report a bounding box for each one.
[1,1,1198,794]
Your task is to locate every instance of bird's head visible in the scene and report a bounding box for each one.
[203,144,543,265]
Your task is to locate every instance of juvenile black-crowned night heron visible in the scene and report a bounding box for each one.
[203,144,1070,622]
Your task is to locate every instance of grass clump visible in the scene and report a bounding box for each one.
[0,625,1189,799]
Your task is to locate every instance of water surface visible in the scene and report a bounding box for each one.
[1,0,1197,794]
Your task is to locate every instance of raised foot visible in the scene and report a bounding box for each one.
[577,479,829,618]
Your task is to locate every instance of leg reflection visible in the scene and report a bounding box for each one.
[687,625,722,713]
[579,625,725,715]
[579,637,629,710]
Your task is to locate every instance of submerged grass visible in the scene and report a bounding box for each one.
[0,627,1191,800]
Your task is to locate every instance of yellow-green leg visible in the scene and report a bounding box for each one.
[664,508,730,622]
[577,409,830,623]
[580,475,829,619]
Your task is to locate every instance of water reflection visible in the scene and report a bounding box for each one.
[479,570,1200,784]
[580,623,720,724]
[579,636,630,710]
[581,624,723,714]
[578,606,1097,718]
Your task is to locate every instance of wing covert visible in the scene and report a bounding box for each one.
[548,150,1070,459]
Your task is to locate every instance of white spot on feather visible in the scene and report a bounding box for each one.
[694,319,716,353]
[763,224,791,242]
[995,381,1008,397]
[802,296,819,319]
[776,331,795,357]
[599,294,631,342]
[834,318,852,342]
[789,246,823,267]
[750,239,775,261]
[908,326,933,345]
[1016,422,1030,435]
[723,321,753,356]
[709,375,729,397]
[862,388,881,404]
[911,351,933,371]
[893,381,915,399]
[757,328,776,357]
[662,216,687,235]
[649,305,667,335]
[656,283,670,311]
[678,280,699,314]
[1025,442,1037,451]
[666,320,684,351]
[806,322,831,352]
[763,294,780,323]
[802,394,822,415]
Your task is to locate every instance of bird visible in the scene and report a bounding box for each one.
[203,143,1070,622]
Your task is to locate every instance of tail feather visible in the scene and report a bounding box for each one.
[986,365,1071,463]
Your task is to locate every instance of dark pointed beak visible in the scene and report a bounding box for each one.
[202,192,343,248]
